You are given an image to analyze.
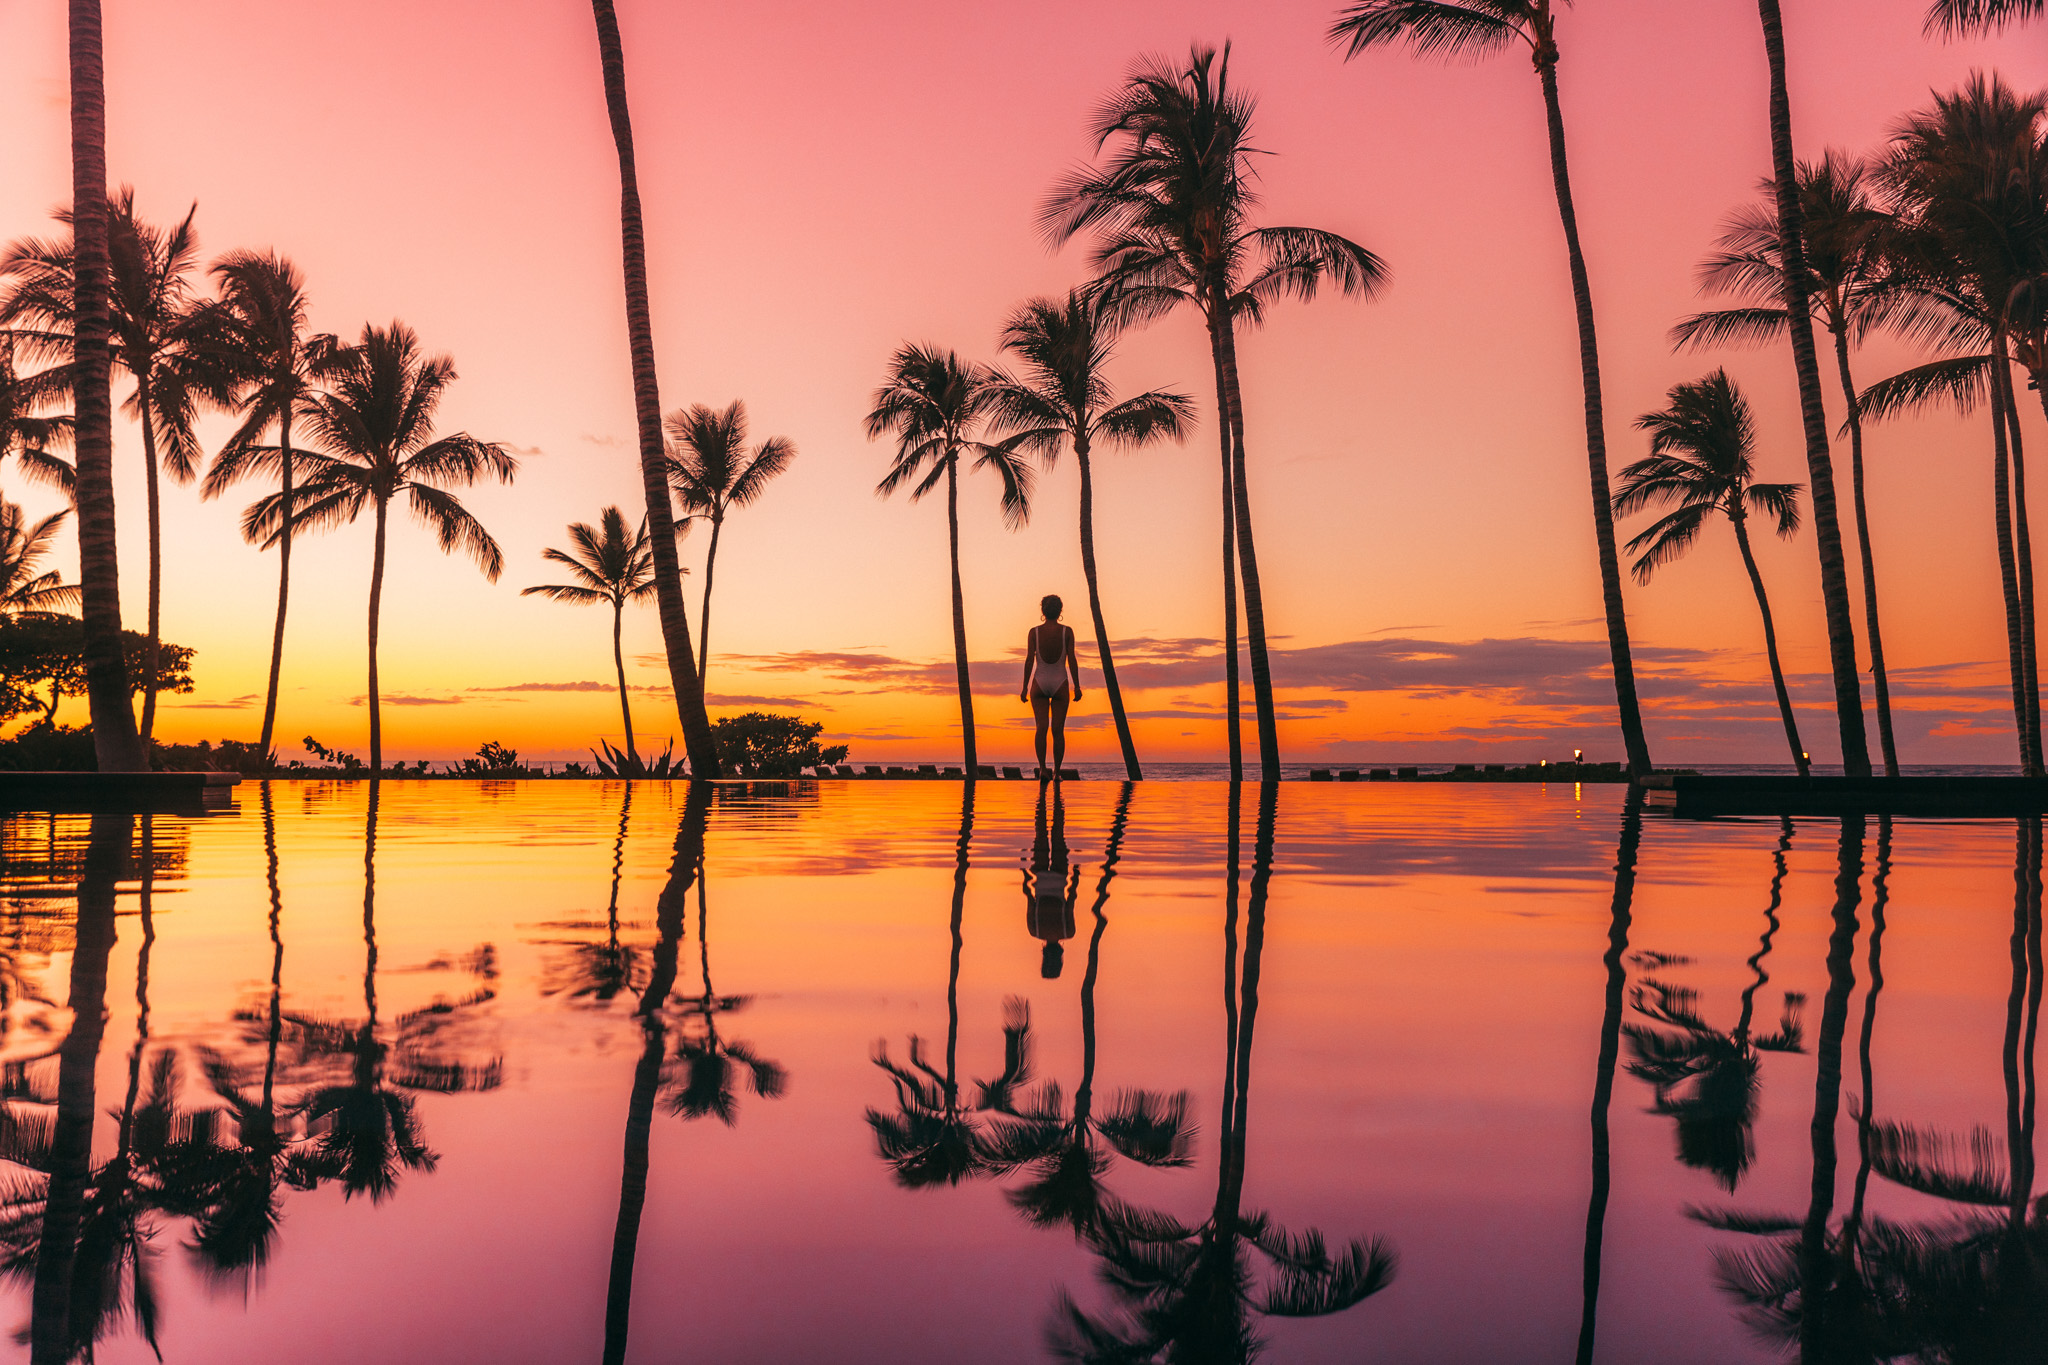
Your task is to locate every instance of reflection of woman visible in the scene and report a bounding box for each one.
[1023,782,1080,978]
[1018,595,1082,779]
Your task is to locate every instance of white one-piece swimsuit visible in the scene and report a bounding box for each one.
[1030,629,1068,697]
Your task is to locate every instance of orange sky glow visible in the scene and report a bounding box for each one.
[0,0,2044,766]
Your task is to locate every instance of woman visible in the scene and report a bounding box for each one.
[1018,594,1082,779]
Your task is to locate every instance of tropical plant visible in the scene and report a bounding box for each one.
[0,191,227,748]
[195,251,340,759]
[239,322,516,773]
[867,345,1031,776]
[1927,0,2043,31]
[1746,0,1874,775]
[523,506,657,764]
[1863,75,2048,775]
[1675,153,1911,775]
[591,737,676,778]
[1616,373,1810,774]
[585,0,721,780]
[708,711,846,777]
[1048,44,1387,782]
[1329,1,1652,777]
[986,292,1194,782]
[0,502,78,616]
[0,340,71,496]
[664,401,795,687]
[0,613,192,732]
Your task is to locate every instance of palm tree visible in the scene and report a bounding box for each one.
[585,0,721,779]
[1927,0,2043,31]
[0,339,71,496]
[0,502,80,615]
[1864,76,2048,775]
[540,788,643,1004]
[52,0,141,773]
[1751,0,1874,776]
[523,508,658,765]
[196,251,339,761]
[867,346,1031,776]
[1046,44,1387,782]
[1329,1,1652,777]
[1675,153,1910,775]
[0,191,216,745]
[986,292,1195,781]
[240,323,516,773]
[664,401,795,689]
[1616,373,1811,775]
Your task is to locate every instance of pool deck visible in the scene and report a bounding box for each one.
[0,771,240,814]
[1640,772,2048,818]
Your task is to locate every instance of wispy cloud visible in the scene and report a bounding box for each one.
[469,681,610,693]
[173,694,258,710]
[349,694,460,707]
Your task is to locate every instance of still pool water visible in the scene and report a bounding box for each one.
[0,780,2035,1363]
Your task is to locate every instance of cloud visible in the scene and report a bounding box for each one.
[503,444,544,457]
[173,694,258,710]
[578,433,625,448]
[705,693,829,709]
[348,694,460,706]
[468,681,611,693]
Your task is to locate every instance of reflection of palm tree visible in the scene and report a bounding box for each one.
[1624,818,1807,1191]
[1576,790,1642,1365]
[540,786,644,1004]
[1051,784,1395,1361]
[660,858,787,1124]
[986,785,1196,1237]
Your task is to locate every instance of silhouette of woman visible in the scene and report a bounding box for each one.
[1023,782,1080,978]
[1019,594,1082,779]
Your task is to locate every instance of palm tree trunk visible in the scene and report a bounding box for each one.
[137,375,163,748]
[257,409,292,762]
[1575,789,1642,1365]
[2000,356,2043,774]
[696,513,721,687]
[1841,817,1890,1266]
[612,597,638,763]
[1211,286,1279,782]
[945,457,977,773]
[29,811,124,1365]
[1754,0,1872,778]
[1798,816,1863,1360]
[1829,322,1898,776]
[66,0,142,773]
[261,782,284,1118]
[1217,781,1243,1212]
[1732,512,1810,775]
[1075,437,1140,780]
[587,0,720,779]
[1206,321,1242,782]
[1220,781,1278,1215]
[1990,336,2033,773]
[1536,55,1653,779]
[367,499,387,774]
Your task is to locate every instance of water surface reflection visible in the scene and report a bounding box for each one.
[0,781,2033,1362]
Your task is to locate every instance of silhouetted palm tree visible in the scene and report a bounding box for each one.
[0,192,223,745]
[1329,1,1651,777]
[195,251,340,760]
[1616,372,1810,774]
[0,502,79,615]
[523,507,658,764]
[585,0,721,779]
[1751,0,1873,776]
[241,323,516,772]
[1927,0,2042,31]
[987,292,1194,781]
[868,346,1032,775]
[664,401,795,688]
[1050,785,1395,1361]
[0,340,71,496]
[1047,44,1387,782]
[1675,153,1912,775]
[658,861,787,1125]
[1864,76,2048,775]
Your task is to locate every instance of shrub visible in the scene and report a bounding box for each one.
[153,739,277,774]
[457,740,535,777]
[710,713,848,778]
[0,723,95,771]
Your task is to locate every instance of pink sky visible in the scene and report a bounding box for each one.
[0,0,2043,765]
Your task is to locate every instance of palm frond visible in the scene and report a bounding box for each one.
[405,483,504,582]
[1328,1,1533,62]
[1856,354,1994,423]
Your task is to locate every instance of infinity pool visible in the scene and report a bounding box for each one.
[0,780,2030,1363]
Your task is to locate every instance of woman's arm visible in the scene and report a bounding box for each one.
[1020,626,1035,701]
[1066,626,1082,697]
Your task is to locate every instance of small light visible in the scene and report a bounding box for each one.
[1572,749,1583,763]
[1801,752,1810,763]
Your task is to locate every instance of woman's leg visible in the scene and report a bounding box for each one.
[1031,691,1051,773]
[1049,689,1070,774]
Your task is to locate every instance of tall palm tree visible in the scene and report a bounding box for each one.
[1675,153,1910,775]
[1046,44,1387,782]
[523,507,658,765]
[240,323,516,773]
[196,251,339,761]
[0,340,72,496]
[1751,0,1873,776]
[1329,1,1652,777]
[585,0,721,779]
[54,0,141,772]
[1927,0,2043,30]
[664,401,794,689]
[1617,373,1810,774]
[986,292,1195,782]
[0,192,216,745]
[0,502,80,615]
[1865,76,2048,775]
[867,346,1031,776]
